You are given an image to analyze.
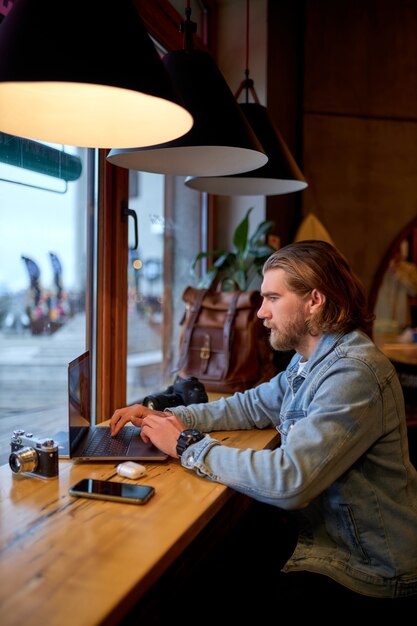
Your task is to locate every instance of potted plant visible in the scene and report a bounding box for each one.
[190,207,277,292]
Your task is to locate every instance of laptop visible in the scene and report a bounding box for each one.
[61,350,167,462]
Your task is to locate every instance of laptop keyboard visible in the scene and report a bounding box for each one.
[82,426,136,456]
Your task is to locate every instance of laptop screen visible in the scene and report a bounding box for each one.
[68,351,91,454]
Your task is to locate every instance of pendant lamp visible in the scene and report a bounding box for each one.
[185,0,307,196]
[106,4,267,176]
[0,0,193,149]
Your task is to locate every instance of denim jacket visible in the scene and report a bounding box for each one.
[169,330,417,598]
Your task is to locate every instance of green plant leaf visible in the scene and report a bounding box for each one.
[234,269,247,290]
[191,249,224,270]
[197,267,218,289]
[213,252,234,269]
[233,207,253,255]
[249,219,275,247]
[221,278,238,291]
[250,244,276,258]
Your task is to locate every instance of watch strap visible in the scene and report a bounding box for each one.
[176,429,204,457]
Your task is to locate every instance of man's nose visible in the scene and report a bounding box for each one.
[257,303,267,319]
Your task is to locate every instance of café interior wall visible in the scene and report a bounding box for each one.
[214,1,417,302]
[301,0,417,297]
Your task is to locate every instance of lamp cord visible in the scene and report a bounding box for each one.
[245,0,250,83]
[180,1,197,52]
[234,0,259,104]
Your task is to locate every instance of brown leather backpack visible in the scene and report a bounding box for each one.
[176,287,276,393]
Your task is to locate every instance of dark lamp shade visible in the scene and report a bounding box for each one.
[185,102,307,195]
[0,0,193,148]
[107,49,267,175]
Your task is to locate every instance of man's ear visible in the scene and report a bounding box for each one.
[309,288,325,312]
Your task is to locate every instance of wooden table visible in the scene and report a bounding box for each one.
[0,427,279,626]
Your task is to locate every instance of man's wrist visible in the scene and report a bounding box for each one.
[176,429,205,458]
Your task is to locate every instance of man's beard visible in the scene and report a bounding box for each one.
[267,311,310,352]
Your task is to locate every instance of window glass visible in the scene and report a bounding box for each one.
[0,137,91,464]
[127,172,164,404]
[126,172,203,405]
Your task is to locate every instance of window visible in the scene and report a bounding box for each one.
[126,172,205,405]
[0,138,92,464]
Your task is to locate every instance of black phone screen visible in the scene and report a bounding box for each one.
[69,478,155,504]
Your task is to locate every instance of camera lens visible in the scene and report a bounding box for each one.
[143,392,183,411]
[9,447,38,474]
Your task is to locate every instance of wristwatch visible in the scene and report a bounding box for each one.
[176,429,205,457]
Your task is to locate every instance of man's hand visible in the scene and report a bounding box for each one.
[110,403,166,436]
[110,404,187,458]
[140,413,186,458]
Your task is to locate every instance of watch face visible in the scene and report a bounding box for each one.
[187,429,202,438]
[176,429,204,457]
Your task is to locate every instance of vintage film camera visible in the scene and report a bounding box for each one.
[143,376,208,411]
[9,430,59,479]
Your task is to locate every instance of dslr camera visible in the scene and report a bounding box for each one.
[143,376,208,411]
[9,430,59,479]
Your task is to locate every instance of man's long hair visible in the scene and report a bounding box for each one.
[263,240,375,335]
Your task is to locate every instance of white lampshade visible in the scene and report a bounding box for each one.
[185,102,307,196]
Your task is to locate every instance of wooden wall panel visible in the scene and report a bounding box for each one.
[299,0,417,298]
[302,114,417,293]
[266,0,305,246]
[304,0,417,119]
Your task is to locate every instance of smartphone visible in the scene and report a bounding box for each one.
[68,478,155,505]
